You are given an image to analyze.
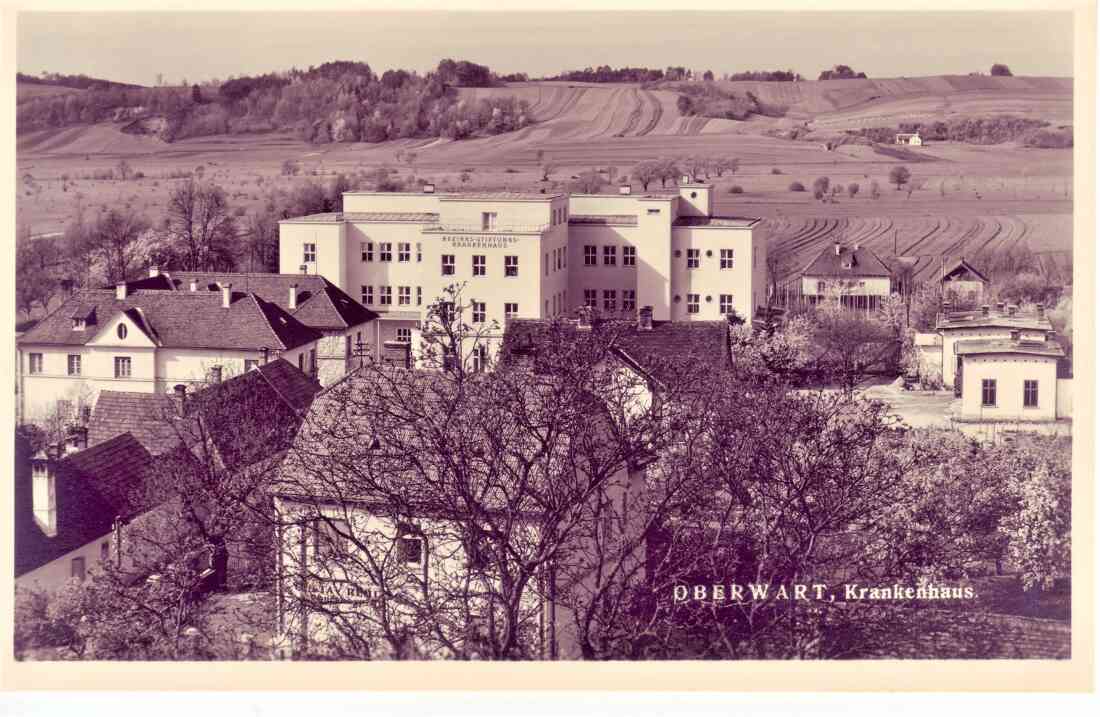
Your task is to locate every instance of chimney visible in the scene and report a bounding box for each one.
[189,279,198,292]
[619,184,632,195]
[65,425,88,454]
[834,242,841,256]
[981,304,990,316]
[116,282,128,300]
[31,450,57,538]
[172,384,188,417]
[148,266,160,278]
[422,183,435,194]
[996,301,1005,313]
[638,306,654,331]
[221,283,232,308]
[1007,304,1017,317]
[288,283,298,310]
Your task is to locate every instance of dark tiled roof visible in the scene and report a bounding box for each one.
[17,289,321,351]
[801,245,894,279]
[501,318,731,384]
[15,434,153,578]
[160,272,377,331]
[955,339,1066,358]
[569,215,638,226]
[673,215,760,228]
[87,359,322,461]
[87,391,179,455]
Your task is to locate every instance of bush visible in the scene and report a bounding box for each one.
[728,185,743,194]
[771,168,783,175]
[813,189,824,200]
[788,181,805,192]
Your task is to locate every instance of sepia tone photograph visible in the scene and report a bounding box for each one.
[2,0,1091,687]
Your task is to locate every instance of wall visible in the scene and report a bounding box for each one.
[801,275,892,296]
[1056,378,1073,418]
[16,531,113,593]
[342,192,442,214]
[959,354,1058,421]
[154,348,259,392]
[345,221,428,308]
[20,344,157,421]
[567,224,641,319]
[669,225,757,321]
[279,221,346,288]
[438,196,555,229]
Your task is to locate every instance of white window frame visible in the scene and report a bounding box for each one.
[114,356,132,378]
[720,249,734,269]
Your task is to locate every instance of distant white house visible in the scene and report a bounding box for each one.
[895,133,923,146]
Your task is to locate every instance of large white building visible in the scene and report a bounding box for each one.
[278,179,765,355]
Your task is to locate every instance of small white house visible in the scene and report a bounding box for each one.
[895,133,923,146]
[953,333,1070,424]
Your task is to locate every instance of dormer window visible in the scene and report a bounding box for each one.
[841,261,852,270]
[72,318,86,331]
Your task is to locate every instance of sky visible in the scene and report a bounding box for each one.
[16,11,1075,86]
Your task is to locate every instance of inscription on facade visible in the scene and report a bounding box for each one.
[443,235,518,249]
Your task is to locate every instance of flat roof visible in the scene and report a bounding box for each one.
[937,311,1053,332]
[674,215,761,228]
[342,190,562,201]
[955,338,1065,358]
[569,214,639,227]
[279,211,439,224]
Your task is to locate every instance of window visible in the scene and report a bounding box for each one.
[314,518,350,559]
[396,327,412,344]
[817,280,827,294]
[100,541,110,562]
[720,294,734,315]
[345,335,353,359]
[362,285,373,305]
[504,302,519,320]
[71,557,85,581]
[555,247,562,270]
[398,242,410,262]
[603,289,617,312]
[298,353,304,372]
[505,255,519,277]
[303,243,316,263]
[481,212,497,231]
[442,255,455,275]
[720,249,734,269]
[1024,380,1039,408]
[981,379,997,407]
[753,246,758,268]
[398,286,411,306]
[647,208,661,215]
[117,323,128,340]
[245,358,259,372]
[686,249,700,269]
[471,343,489,373]
[544,253,549,277]
[396,523,424,565]
[416,243,422,262]
[687,294,700,315]
[361,242,373,262]
[416,287,422,306]
[380,286,392,306]
[72,317,85,331]
[472,255,486,276]
[623,246,636,267]
[623,290,636,312]
[114,356,132,378]
[603,246,617,266]
[309,349,317,375]
[584,289,597,308]
[380,242,392,262]
[472,301,486,324]
[66,354,81,376]
[584,245,597,266]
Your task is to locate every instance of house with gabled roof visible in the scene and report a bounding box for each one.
[940,257,989,305]
[800,242,894,310]
[16,278,323,422]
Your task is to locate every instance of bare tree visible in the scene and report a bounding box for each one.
[163,179,239,271]
[84,208,152,284]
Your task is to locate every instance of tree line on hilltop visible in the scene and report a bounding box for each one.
[17,59,533,144]
[853,116,1072,147]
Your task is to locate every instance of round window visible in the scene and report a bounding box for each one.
[690,191,698,199]
[117,324,128,340]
